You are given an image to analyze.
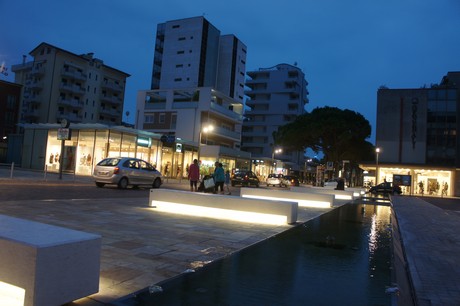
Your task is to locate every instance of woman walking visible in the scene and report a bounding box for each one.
[188,159,200,192]
[213,162,225,194]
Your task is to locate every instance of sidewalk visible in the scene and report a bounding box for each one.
[392,196,460,306]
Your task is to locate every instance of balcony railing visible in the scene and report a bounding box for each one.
[101,81,123,93]
[61,68,87,81]
[57,98,84,109]
[100,95,122,105]
[99,108,121,117]
[59,84,86,95]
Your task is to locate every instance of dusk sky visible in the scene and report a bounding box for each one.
[2,0,460,144]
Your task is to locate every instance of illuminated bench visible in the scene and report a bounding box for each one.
[290,186,359,205]
[240,187,334,208]
[0,215,101,306]
[149,189,298,225]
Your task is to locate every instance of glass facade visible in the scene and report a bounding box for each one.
[426,89,457,165]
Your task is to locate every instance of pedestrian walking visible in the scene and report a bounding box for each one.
[213,162,225,194]
[225,170,231,195]
[188,159,200,192]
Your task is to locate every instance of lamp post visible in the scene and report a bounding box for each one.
[375,147,380,185]
[271,148,282,173]
[197,124,213,163]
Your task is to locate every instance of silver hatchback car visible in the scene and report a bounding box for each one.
[93,157,162,189]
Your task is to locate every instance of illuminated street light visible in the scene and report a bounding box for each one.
[271,148,282,173]
[375,147,380,184]
[197,124,214,162]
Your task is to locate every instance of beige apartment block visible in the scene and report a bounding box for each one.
[12,42,130,125]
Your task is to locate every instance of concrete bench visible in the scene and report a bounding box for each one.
[0,215,101,306]
[149,189,298,224]
[290,186,360,205]
[240,187,334,208]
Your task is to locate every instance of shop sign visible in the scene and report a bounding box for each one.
[393,174,411,187]
[175,143,182,153]
[57,128,71,140]
[137,137,151,147]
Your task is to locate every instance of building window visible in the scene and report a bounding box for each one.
[177,51,184,54]
[174,78,182,82]
[178,37,186,41]
[145,115,154,123]
[159,113,165,124]
[176,64,183,68]
[172,24,180,28]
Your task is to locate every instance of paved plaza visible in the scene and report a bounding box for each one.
[0,167,459,305]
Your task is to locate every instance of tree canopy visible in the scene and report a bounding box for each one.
[274,106,375,172]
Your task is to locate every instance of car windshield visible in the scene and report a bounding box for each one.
[97,158,121,166]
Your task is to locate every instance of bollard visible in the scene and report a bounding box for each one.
[9,162,14,179]
[44,164,48,181]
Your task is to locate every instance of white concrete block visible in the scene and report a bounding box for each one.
[240,187,334,208]
[149,189,298,224]
[0,215,101,306]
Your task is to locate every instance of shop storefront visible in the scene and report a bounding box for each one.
[21,123,165,176]
[18,123,253,179]
[360,163,457,197]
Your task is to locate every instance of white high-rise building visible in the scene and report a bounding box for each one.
[151,17,246,103]
[12,42,130,126]
[242,63,309,176]
[138,16,250,172]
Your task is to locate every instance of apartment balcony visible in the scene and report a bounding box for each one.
[57,97,84,109]
[212,126,241,142]
[23,109,40,119]
[24,94,42,105]
[172,101,199,109]
[145,102,166,110]
[61,68,87,81]
[100,95,123,105]
[99,108,121,117]
[59,83,86,95]
[101,81,123,93]
[27,80,44,90]
[56,112,83,123]
[210,102,244,121]
[30,66,45,76]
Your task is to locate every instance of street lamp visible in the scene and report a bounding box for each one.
[271,148,282,173]
[375,147,380,185]
[197,124,214,162]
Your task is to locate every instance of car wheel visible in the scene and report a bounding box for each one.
[118,177,129,189]
[95,182,105,188]
[152,178,161,188]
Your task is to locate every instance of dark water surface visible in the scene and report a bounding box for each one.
[114,203,392,306]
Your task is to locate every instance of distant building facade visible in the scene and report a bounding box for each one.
[242,63,309,178]
[0,80,22,162]
[361,71,460,197]
[139,16,250,175]
[12,42,130,126]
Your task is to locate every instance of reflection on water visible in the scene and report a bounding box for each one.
[114,203,392,306]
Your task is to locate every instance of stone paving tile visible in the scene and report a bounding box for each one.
[392,196,460,306]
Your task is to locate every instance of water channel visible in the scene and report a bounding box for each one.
[113,203,393,306]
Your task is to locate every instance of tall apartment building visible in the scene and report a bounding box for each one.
[151,17,246,102]
[361,71,460,196]
[12,42,130,126]
[138,16,249,174]
[242,63,309,176]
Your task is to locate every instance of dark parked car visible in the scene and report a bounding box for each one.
[93,157,162,189]
[282,175,300,186]
[231,171,260,187]
[368,182,402,195]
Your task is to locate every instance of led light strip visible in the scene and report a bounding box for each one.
[150,201,288,225]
